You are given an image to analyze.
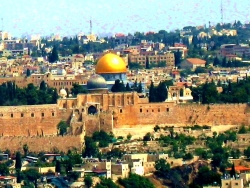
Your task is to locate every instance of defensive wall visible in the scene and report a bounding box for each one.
[0,104,61,136]
[102,103,250,128]
[0,99,249,152]
[0,135,82,153]
[73,102,250,136]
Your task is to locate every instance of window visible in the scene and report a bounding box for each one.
[52,112,55,117]
[140,109,142,113]
[152,109,154,112]
[235,183,238,185]
[21,113,24,117]
[31,113,34,117]
[147,110,148,112]
[158,108,160,112]
[166,108,169,112]
[120,109,122,113]
[41,113,44,117]
[11,113,13,118]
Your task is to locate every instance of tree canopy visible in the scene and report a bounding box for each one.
[0,82,58,106]
[119,174,155,188]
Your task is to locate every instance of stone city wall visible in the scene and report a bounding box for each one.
[0,135,83,153]
[0,102,249,151]
[0,104,61,136]
[112,103,250,128]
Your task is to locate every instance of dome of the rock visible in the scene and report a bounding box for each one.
[95,53,127,74]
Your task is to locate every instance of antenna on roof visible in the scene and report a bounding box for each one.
[90,20,92,35]
[221,0,224,24]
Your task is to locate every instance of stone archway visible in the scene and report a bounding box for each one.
[88,105,97,115]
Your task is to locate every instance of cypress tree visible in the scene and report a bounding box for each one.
[39,81,46,91]
[145,56,150,69]
[149,81,156,102]
[26,68,31,77]
[174,49,181,67]
[49,45,59,63]
[15,152,22,170]
[222,57,227,67]
[137,81,143,93]
[157,82,167,102]
[52,89,58,104]
[133,80,138,91]
[55,160,61,173]
[230,163,236,179]
[125,83,131,92]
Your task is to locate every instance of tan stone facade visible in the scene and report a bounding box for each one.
[58,92,250,136]
[0,91,249,152]
[0,104,60,136]
[129,53,175,68]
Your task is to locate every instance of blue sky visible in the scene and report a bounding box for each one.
[0,0,249,37]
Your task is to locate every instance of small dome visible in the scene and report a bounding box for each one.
[62,69,67,76]
[87,74,107,90]
[78,69,83,74]
[59,88,67,98]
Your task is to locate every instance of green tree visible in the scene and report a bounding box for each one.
[55,160,61,173]
[174,49,182,67]
[238,125,247,134]
[84,176,93,188]
[222,57,227,67]
[96,177,119,188]
[149,81,156,102]
[15,152,22,170]
[213,56,221,66]
[154,125,160,132]
[111,79,125,92]
[39,81,46,91]
[83,136,99,157]
[26,68,31,77]
[127,133,132,140]
[155,158,170,177]
[23,168,41,188]
[52,89,58,103]
[183,153,194,160]
[0,163,9,175]
[145,56,150,69]
[119,173,155,188]
[23,144,29,156]
[137,81,143,93]
[230,163,236,178]
[71,83,87,96]
[57,121,68,136]
[244,146,250,158]
[143,132,152,141]
[25,84,39,105]
[125,83,131,91]
[156,81,168,102]
[49,45,59,63]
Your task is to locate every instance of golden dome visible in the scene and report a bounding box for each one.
[96,53,127,74]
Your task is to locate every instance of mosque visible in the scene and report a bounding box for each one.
[86,53,130,92]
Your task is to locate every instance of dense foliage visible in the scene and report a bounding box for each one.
[111,79,143,93]
[192,78,250,104]
[0,82,58,106]
[92,130,114,147]
[119,173,155,188]
[95,177,119,188]
[149,80,172,102]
